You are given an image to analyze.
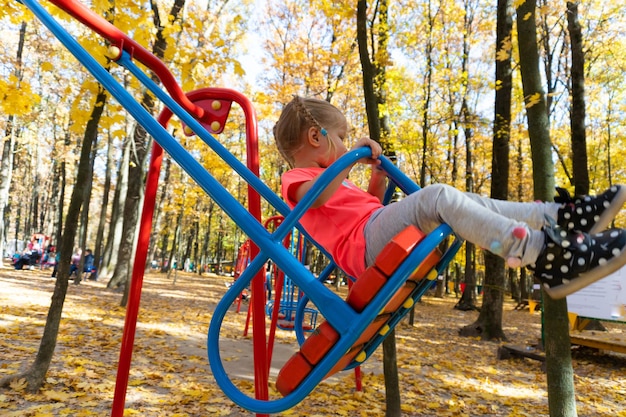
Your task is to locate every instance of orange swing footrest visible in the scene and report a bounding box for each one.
[276,225,441,396]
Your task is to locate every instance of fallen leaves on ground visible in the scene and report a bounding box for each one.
[1,267,625,416]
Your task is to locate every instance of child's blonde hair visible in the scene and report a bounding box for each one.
[273,96,346,167]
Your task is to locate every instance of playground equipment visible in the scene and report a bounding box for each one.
[20,0,463,414]
[262,216,319,333]
[231,239,252,314]
[235,216,319,335]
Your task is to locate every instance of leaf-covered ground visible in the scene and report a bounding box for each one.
[1,267,625,416]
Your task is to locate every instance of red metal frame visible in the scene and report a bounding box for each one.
[48,0,205,120]
[36,1,369,413]
[110,87,268,416]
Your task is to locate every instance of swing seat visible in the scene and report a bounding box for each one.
[272,301,318,332]
[276,224,441,396]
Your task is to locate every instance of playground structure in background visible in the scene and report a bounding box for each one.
[262,217,318,332]
[21,0,463,415]
[233,217,320,334]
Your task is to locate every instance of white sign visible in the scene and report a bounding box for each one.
[566,265,626,322]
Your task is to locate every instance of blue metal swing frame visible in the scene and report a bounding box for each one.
[19,0,463,414]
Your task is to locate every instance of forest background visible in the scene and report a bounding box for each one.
[1,0,625,293]
[1,0,626,415]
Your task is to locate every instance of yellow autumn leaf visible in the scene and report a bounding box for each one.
[525,92,542,108]
[485,366,499,374]
[83,369,100,379]
[42,389,72,402]
[9,378,27,392]
[127,379,144,386]
[40,61,55,72]
[496,48,510,62]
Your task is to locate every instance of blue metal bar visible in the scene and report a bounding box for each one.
[294,262,337,345]
[116,54,289,216]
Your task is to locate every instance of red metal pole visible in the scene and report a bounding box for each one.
[111,141,164,417]
[241,104,269,415]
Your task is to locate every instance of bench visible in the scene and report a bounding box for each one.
[514,284,542,314]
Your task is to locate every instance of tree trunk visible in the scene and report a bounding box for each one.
[93,130,115,277]
[565,0,608,345]
[567,1,588,196]
[516,1,577,415]
[0,115,16,269]
[357,1,401,415]
[103,134,129,282]
[108,0,186,301]
[382,328,400,416]
[148,156,171,272]
[0,86,107,392]
[160,214,172,272]
[108,123,150,293]
[411,0,435,331]
[461,0,513,339]
[0,22,26,267]
[357,0,379,145]
[515,138,527,303]
[419,0,434,192]
[456,243,477,311]
[460,254,507,339]
[166,203,184,280]
[519,267,529,300]
[75,122,101,284]
[199,200,215,274]
[56,131,70,252]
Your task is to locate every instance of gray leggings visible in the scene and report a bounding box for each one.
[364,183,559,268]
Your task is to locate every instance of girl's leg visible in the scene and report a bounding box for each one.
[364,183,626,299]
[457,185,626,234]
[461,192,557,229]
[364,183,545,266]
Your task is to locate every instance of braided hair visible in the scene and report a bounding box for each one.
[273,96,346,168]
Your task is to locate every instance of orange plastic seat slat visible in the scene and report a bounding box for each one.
[276,353,311,396]
[408,249,441,281]
[325,346,362,379]
[353,314,390,346]
[345,266,388,312]
[382,281,417,314]
[375,225,425,276]
[300,321,339,365]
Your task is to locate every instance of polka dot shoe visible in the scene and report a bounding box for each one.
[556,185,626,234]
[528,216,626,299]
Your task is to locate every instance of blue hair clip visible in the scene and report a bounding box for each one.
[320,128,327,136]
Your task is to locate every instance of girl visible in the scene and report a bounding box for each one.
[273,96,626,299]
